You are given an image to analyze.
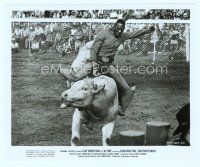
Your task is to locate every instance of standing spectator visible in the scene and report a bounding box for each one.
[45,31,54,48]
[20,24,29,49]
[53,29,62,48]
[14,24,21,45]
[44,23,50,35]
[169,26,181,52]
[75,40,82,53]
[74,27,83,41]
[123,39,131,55]
[25,27,35,49]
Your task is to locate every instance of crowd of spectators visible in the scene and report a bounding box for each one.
[12,9,190,20]
[11,22,187,59]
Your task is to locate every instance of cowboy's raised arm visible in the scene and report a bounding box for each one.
[122,26,155,40]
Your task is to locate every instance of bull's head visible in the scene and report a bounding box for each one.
[60,78,105,108]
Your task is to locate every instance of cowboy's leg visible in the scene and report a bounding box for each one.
[60,61,93,82]
[108,65,135,112]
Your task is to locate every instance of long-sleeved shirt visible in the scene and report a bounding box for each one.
[90,28,151,63]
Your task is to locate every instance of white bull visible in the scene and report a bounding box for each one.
[61,75,119,146]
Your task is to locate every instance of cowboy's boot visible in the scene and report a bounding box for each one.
[118,86,136,116]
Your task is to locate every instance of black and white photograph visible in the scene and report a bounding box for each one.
[11,12,190,146]
[1,0,200,167]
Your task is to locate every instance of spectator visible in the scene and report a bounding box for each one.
[117,10,123,19]
[62,11,69,18]
[110,10,118,19]
[45,31,54,48]
[56,41,64,57]
[70,27,77,36]
[53,29,62,48]
[11,38,20,53]
[74,27,83,41]
[83,10,89,18]
[34,24,44,37]
[25,27,35,49]
[20,25,29,49]
[31,39,39,53]
[14,25,21,44]
[63,41,71,56]
[38,41,47,54]
[44,10,51,18]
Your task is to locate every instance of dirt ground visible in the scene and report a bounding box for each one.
[11,49,189,146]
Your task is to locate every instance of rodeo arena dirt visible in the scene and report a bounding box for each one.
[11,9,190,146]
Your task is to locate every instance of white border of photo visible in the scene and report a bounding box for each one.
[0,0,200,167]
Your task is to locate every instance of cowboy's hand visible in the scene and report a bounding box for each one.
[149,26,155,32]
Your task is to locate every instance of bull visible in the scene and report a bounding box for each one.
[60,75,119,146]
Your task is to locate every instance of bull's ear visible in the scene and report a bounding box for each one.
[91,81,105,94]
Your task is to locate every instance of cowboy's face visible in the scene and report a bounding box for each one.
[113,23,125,38]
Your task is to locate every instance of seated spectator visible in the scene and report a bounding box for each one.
[31,39,39,53]
[110,10,118,19]
[183,12,189,20]
[117,10,123,19]
[133,10,143,19]
[99,13,103,19]
[11,38,20,53]
[34,24,44,39]
[44,10,51,18]
[38,41,47,54]
[62,11,69,18]
[76,10,83,18]
[63,41,71,56]
[69,10,77,18]
[83,10,89,18]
